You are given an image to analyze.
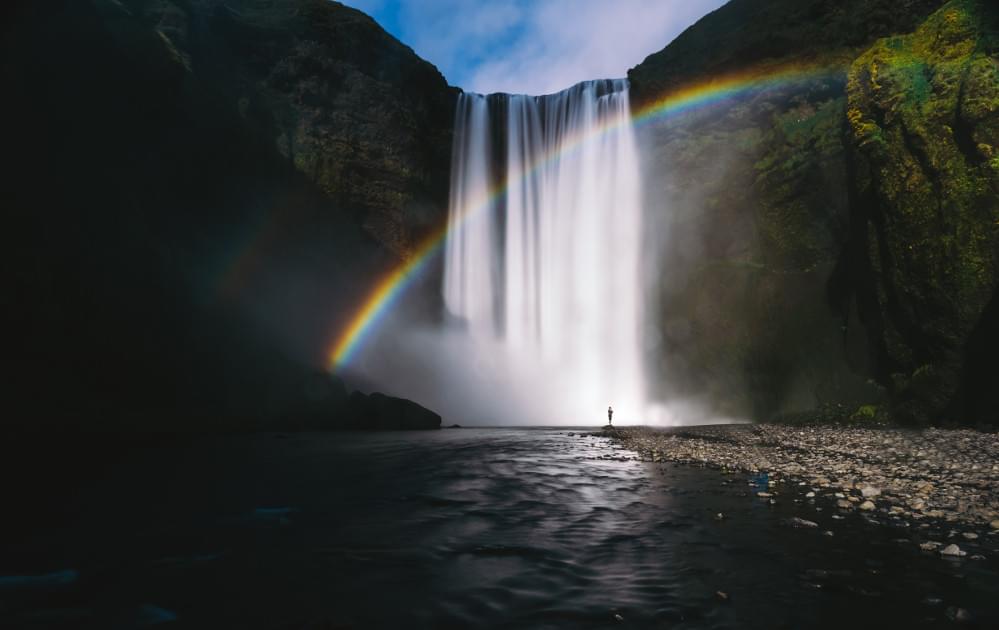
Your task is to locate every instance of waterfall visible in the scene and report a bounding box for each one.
[443,79,645,423]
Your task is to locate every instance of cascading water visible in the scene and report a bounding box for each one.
[444,79,645,423]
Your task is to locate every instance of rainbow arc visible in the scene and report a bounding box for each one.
[328,61,844,370]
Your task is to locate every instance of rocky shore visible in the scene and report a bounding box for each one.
[606,424,999,557]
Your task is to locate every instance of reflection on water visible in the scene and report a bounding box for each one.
[2,428,997,628]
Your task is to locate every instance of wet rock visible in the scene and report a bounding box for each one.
[919,541,942,551]
[946,607,972,623]
[861,486,881,498]
[990,520,999,530]
[346,392,442,431]
[785,517,819,528]
[859,500,876,511]
[940,544,966,557]
[836,499,853,510]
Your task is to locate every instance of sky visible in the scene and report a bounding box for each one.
[340,0,729,95]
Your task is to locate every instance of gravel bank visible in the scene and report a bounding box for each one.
[606,424,999,554]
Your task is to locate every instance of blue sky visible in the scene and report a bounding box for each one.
[340,0,729,95]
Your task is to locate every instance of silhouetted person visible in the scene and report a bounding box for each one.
[607,405,613,425]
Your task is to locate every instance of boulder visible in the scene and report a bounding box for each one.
[345,391,442,431]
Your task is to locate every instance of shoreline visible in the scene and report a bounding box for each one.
[603,424,999,556]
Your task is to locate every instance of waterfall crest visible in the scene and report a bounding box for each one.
[444,79,645,423]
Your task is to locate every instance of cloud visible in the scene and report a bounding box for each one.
[341,0,728,95]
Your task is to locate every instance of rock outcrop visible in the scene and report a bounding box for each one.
[344,391,442,431]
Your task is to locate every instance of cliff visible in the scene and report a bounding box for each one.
[2,0,455,430]
[629,0,998,425]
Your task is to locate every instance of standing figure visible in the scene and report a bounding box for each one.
[607,405,614,425]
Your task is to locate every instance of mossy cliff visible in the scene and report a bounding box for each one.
[629,0,998,425]
[846,0,999,423]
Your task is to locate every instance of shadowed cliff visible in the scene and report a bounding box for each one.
[2,0,455,431]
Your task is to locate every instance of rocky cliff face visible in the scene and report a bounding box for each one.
[3,0,455,429]
[103,0,457,256]
[846,0,999,424]
[629,0,998,425]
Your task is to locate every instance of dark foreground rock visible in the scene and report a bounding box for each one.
[609,425,999,533]
[344,391,442,431]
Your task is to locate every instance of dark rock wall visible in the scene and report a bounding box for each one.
[629,0,998,425]
[107,0,457,257]
[3,0,455,430]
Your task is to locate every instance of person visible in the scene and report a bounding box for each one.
[607,405,613,425]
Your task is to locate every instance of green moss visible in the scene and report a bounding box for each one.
[846,0,999,424]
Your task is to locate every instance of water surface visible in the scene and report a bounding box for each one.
[3,428,997,628]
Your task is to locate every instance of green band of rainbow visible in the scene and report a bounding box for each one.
[328,60,845,371]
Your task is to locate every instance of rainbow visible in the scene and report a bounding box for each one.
[327,60,846,370]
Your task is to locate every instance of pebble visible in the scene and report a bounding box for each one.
[785,517,819,528]
[962,532,978,540]
[940,544,966,557]
[608,426,999,533]
[859,500,876,511]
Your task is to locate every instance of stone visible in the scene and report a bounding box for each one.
[940,544,966,557]
[946,607,972,623]
[990,520,999,530]
[346,391,442,431]
[836,499,853,509]
[961,532,978,541]
[861,486,881,498]
[785,517,819,528]
[859,500,876,511]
